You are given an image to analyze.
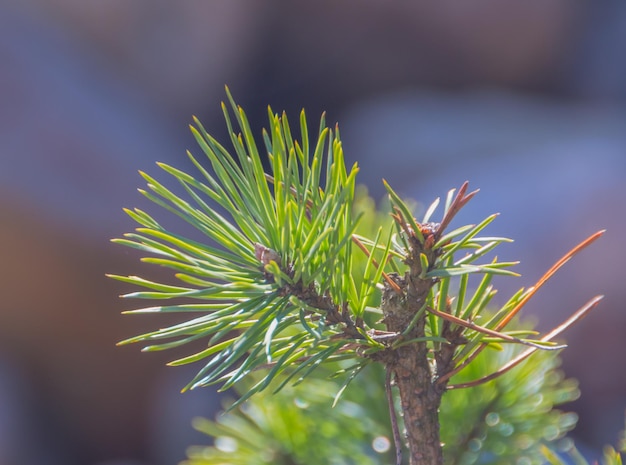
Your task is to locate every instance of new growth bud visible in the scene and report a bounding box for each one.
[254,243,281,267]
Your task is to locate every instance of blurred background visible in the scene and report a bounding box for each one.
[1,1,625,464]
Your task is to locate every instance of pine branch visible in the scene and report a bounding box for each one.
[113,90,604,465]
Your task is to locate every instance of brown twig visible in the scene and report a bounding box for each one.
[447,295,603,389]
[495,229,605,330]
[426,306,566,351]
[435,181,479,241]
[351,234,403,294]
[391,207,415,239]
[437,230,605,385]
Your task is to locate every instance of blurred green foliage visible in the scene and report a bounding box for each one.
[183,325,581,465]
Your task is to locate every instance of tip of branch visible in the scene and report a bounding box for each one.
[542,294,605,341]
[459,181,479,200]
[585,230,606,244]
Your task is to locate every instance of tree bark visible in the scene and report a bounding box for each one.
[391,349,444,464]
[382,272,445,465]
